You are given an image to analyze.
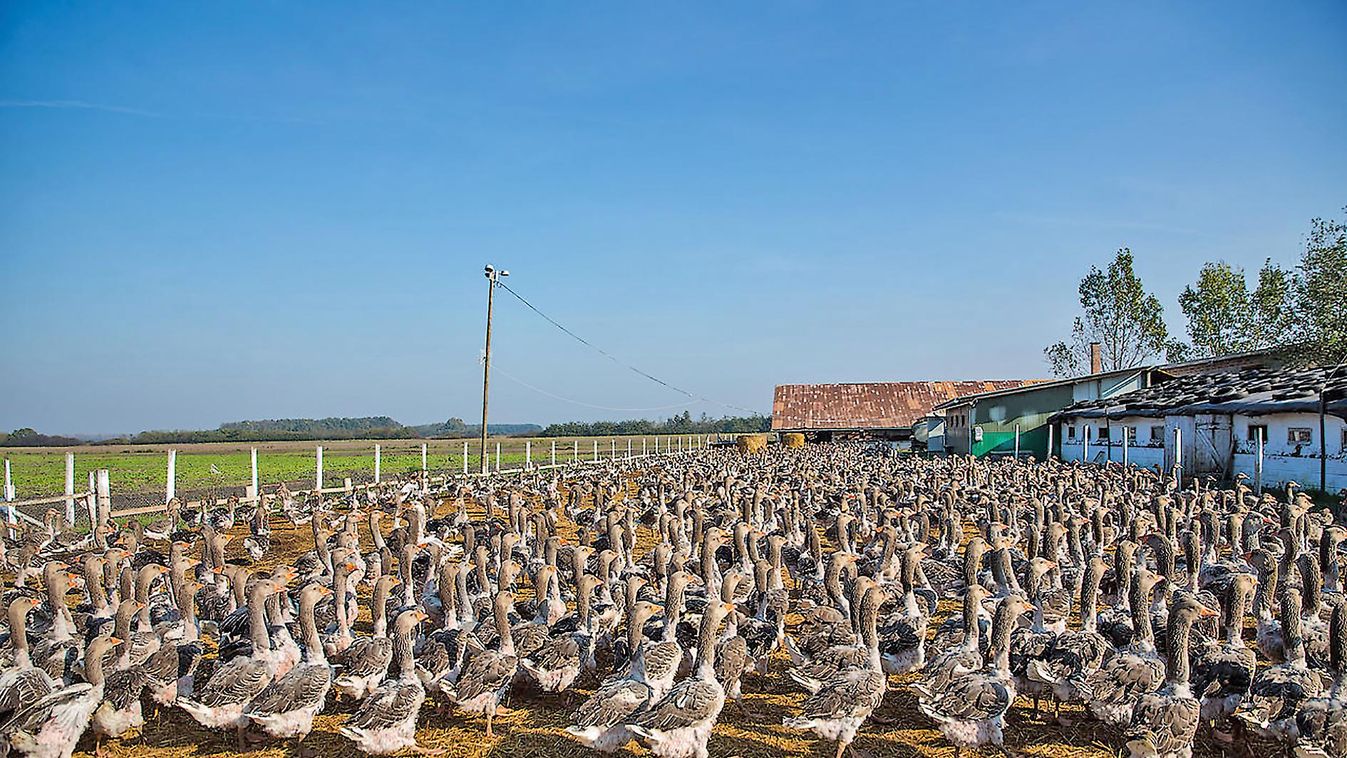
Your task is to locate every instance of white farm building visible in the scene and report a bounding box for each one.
[1051,365,1347,493]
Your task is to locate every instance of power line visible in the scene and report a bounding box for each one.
[492,363,696,413]
[496,280,758,415]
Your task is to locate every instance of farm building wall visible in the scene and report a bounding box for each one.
[1058,415,1167,469]
[1056,411,1347,491]
[964,382,1077,458]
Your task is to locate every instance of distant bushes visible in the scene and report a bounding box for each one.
[0,428,83,447]
[94,417,541,445]
[538,412,770,437]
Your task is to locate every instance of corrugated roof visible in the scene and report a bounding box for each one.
[772,381,1044,431]
[1051,365,1347,420]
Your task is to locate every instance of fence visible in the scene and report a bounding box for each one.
[2,434,718,534]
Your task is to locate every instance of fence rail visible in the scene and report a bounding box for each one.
[3,434,728,534]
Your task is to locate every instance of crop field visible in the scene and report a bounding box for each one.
[0,435,700,502]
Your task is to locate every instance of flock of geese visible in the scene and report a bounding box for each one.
[2,443,1347,758]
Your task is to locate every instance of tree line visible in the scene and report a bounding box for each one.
[536,411,771,437]
[1044,207,1347,376]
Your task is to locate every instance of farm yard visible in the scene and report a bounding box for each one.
[3,443,1312,758]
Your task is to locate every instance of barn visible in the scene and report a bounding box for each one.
[1052,364,1347,492]
[771,381,1042,442]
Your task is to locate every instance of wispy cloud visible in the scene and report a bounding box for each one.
[0,99,161,117]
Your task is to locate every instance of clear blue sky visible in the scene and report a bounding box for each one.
[2,3,1344,435]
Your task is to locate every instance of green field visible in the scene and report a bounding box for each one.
[1,435,702,500]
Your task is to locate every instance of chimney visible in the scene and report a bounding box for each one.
[1089,342,1102,375]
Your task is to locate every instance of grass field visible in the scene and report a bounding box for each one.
[1,435,702,500]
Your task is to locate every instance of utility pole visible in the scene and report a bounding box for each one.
[480,264,508,475]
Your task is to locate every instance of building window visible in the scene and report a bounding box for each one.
[1289,428,1313,444]
[1150,426,1165,443]
[1342,428,1347,451]
[1248,424,1268,443]
[1068,426,1076,440]
[1097,426,1110,441]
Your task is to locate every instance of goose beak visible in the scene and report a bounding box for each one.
[1198,606,1219,618]
[107,636,124,645]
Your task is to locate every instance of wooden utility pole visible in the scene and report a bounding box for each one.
[480,265,507,475]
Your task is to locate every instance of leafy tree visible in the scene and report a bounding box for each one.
[1178,262,1250,358]
[1044,248,1179,377]
[1286,210,1347,366]
[1177,259,1294,358]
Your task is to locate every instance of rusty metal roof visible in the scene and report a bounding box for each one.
[771,381,1045,431]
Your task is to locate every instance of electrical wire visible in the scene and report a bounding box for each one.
[496,280,758,415]
[491,363,696,413]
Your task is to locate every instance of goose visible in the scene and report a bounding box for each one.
[1,634,121,758]
[1190,572,1257,740]
[1270,599,1347,757]
[564,599,663,752]
[1235,586,1326,739]
[439,590,518,738]
[915,594,1033,757]
[1025,555,1110,721]
[339,609,434,755]
[0,597,57,721]
[240,582,335,745]
[783,584,886,758]
[332,574,400,700]
[1086,565,1169,726]
[177,577,288,734]
[1123,592,1218,758]
[626,598,735,758]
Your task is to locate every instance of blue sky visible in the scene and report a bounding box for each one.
[1,2,1344,434]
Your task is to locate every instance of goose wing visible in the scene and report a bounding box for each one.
[573,677,650,728]
[800,667,886,719]
[346,679,424,731]
[631,678,722,730]
[193,655,272,706]
[452,650,517,701]
[247,662,331,715]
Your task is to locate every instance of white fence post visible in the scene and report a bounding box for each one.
[526,440,532,470]
[316,446,324,490]
[1122,426,1129,467]
[87,471,96,523]
[3,459,12,538]
[65,453,75,525]
[95,469,110,526]
[1083,425,1090,464]
[1048,423,1054,461]
[593,441,598,462]
[374,444,381,484]
[551,440,556,466]
[1014,424,1020,460]
[421,443,428,475]
[166,449,177,504]
[495,442,501,472]
[611,439,616,461]
[627,439,632,460]
[1174,427,1183,490]
[643,438,648,456]
[250,447,259,499]
[573,440,578,462]
[463,441,469,475]
[1255,428,1264,495]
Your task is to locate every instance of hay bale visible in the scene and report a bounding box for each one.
[783,432,805,449]
[736,434,768,454]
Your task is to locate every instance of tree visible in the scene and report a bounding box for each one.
[1178,262,1251,359]
[1177,259,1294,358]
[1044,248,1179,377]
[1286,209,1347,366]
